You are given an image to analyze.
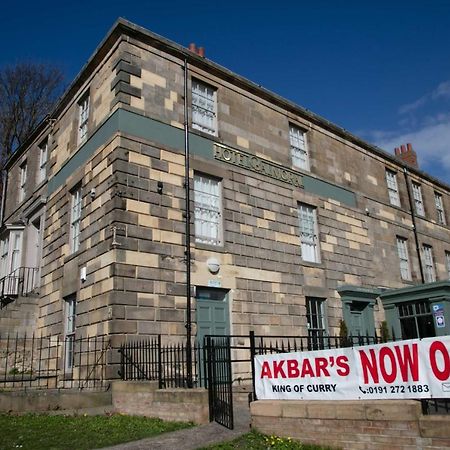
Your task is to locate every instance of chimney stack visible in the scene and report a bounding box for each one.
[393,143,418,169]
[188,43,205,57]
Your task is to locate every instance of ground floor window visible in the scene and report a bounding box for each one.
[398,301,434,339]
[64,295,77,370]
[306,297,326,349]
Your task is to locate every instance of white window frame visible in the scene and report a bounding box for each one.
[64,296,76,371]
[70,187,82,253]
[385,169,400,207]
[435,192,446,225]
[78,93,90,144]
[290,124,310,171]
[412,182,425,216]
[396,236,411,281]
[0,236,9,279]
[38,139,48,183]
[191,79,217,135]
[422,244,436,283]
[298,203,320,263]
[19,162,27,202]
[194,173,223,246]
[306,297,327,349]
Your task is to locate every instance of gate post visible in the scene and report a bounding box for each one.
[206,336,214,422]
[249,331,257,401]
[158,334,162,389]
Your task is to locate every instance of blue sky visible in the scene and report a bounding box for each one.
[2,0,450,182]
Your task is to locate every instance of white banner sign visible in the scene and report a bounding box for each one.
[255,336,450,400]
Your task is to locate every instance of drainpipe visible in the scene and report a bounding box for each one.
[0,170,7,226]
[183,57,193,388]
[403,167,425,283]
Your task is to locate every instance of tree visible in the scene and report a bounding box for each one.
[0,62,64,166]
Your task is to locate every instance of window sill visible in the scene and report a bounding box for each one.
[300,260,323,269]
[190,126,220,142]
[194,241,226,253]
[64,249,83,264]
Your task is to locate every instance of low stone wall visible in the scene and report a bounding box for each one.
[251,400,450,450]
[111,381,209,424]
[0,389,112,412]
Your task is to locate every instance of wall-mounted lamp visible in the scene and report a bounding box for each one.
[207,257,220,274]
[157,181,163,194]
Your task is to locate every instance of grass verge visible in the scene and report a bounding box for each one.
[0,413,193,450]
[199,430,338,449]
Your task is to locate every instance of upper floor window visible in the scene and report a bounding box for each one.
[298,203,320,263]
[422,244,436,283]
[70,187,82,253]
[191,79,217,135]
[385,169,400,207]
[412,182,425,216]
[19,161,27,202]
[434,192,446,225]
[290,124,309,171]
[194,173,222,246]
[396,236,411,281]
[38,139,48,183]
[78,93,90,144]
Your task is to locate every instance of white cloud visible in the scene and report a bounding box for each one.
[399,80,450,115]
[432,80,450,100]
[361,78,450,181]
[375,119,450,178]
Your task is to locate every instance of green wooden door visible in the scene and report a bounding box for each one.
[196,288,230,344]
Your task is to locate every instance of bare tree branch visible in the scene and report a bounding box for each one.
[0,62,64,169]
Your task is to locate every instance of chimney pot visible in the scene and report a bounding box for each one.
[189,43,196,53]
[393,143,418,169]
[198,47,205,57]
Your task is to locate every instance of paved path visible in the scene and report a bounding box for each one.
[99,405,251,450]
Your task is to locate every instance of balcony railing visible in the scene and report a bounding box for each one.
[0,267,39,307]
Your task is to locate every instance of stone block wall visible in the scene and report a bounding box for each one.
[111,380,209,424]
[251,399,450,450]
[3,20,450,353]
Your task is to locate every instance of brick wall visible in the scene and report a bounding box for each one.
[251,399,450,450]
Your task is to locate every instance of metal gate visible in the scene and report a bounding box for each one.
[205,336,234,429]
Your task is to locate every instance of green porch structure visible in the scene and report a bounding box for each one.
[337,285,379,336]
[379,280,450,340]
[338,281,450,340]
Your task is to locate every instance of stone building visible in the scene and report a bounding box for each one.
[1,18,450,362]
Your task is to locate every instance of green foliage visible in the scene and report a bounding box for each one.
[200,430,339,449]
[338,319,350,347]
[380,320,390,343]
[0,413,193,450]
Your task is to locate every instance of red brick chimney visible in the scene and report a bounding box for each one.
[394,143,418,169]
[188,43,205,57]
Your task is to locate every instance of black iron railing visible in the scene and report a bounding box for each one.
[118,332,450,415]
[117,333,377,389]
[118,336,206,388]
[0,267,39,306]
[0,334,109,390]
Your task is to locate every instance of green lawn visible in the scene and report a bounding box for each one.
[199,430,338,450]
[0,413,193,450]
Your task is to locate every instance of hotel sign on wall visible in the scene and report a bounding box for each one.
[214,144,303,188]
[255,336,450,400]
